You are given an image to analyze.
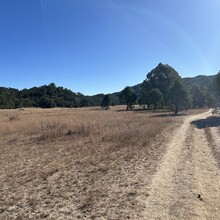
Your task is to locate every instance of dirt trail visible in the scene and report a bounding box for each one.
[144,110,220,220]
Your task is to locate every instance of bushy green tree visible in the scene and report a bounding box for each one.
[147,63,180,104]
[40,96,56,108]
[205,91,215,108]
[148,88,164,111]
[120,87,137,110]
[190,86,207,108]
[0,88,18,109]
[190,86,215,108]
[101,95,111,110]
[139,80,152,106]
[168,78,191,114]
[141,63,189,113]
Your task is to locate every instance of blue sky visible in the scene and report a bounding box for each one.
[0,0,220,95]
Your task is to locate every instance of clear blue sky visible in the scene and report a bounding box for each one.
[0,0,220,95]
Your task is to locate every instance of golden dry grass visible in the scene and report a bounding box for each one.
[0,106,202,219]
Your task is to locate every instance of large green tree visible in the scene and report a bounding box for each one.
[167,78,191,114]
[146,63,180,104]
[0,88,18,109]
[139,80,152,106]
[190,86,207,108]
[148,88,164,111]
[120,87,137,110]
[101,95,111,110]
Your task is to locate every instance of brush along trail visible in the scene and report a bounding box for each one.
[144,110,220,219]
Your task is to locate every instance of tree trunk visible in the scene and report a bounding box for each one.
[175,104,178,115]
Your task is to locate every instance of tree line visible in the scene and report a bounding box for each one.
[1,64,220,111]
[0,83,111,109]
[110,63,220,114]
[0,82,121,109]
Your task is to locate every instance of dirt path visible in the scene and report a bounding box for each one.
[144,110,220,220]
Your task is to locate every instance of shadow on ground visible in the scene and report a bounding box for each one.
[191,116,220,129]
[116,108,187,117]
[149,113,186,118]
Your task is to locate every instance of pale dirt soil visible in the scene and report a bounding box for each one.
[0,107,219,219]
[144,110,220,220]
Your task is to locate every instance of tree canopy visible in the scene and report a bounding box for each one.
[167,78,191,114]
[141,63,191,114]
[0,84,103,109]
[214,71,220,93]
[147,88,164,111]
[147,63,180,104]
[101,95,111,110]
[0,64,218,110]
[119,87,137,110]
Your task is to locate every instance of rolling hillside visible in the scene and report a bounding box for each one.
[0,69,218,109]
[113,75,216,99]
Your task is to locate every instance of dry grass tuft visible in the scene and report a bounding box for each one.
[40,119,64,141]
[8,114,19,121]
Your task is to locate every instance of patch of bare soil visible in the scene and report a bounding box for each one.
[144,110,220,219]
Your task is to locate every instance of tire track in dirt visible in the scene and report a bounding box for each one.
[144,110,220,219]
[192,127,220,219]
[205,127,220,168]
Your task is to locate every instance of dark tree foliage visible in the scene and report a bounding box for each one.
[139,80,152,106]
[167,78,191,114]
[0,83,107,109]
[101,95,111,110]
[141,63,191,114]
[184,75,217,108]
[190,86,210,108]
[39,96,56,108]
[0,88,18,109]
[213,71,220,106]
[87,94,104,107]
[147,63,180,104]
[109,94,120,106]
[147,88,164,111]
[214,71,220,94]
[119,87,137,110]
[1,65,218,110]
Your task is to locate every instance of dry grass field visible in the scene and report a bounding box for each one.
[0,106,210,219]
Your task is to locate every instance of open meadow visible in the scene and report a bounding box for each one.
[1,1,220,219]
[1,106,218,220]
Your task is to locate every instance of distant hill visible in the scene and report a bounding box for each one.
[107,67,218,108]
[111,75,215,98]
[0,64,218,109]
[82,74,218,107]
[182,75,215,89]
